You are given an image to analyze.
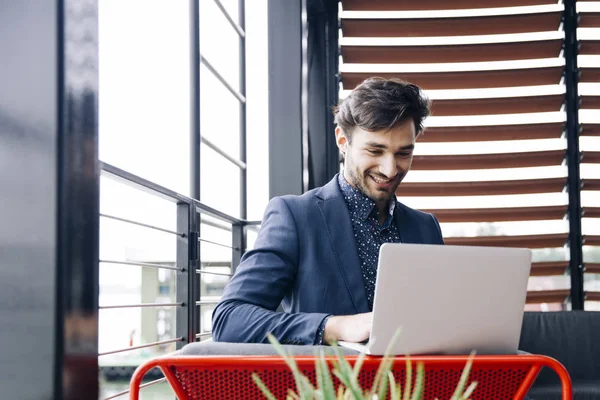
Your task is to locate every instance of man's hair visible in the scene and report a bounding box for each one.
[333,77,431,141]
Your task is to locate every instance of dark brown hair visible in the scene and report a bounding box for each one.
[333,77,431,141]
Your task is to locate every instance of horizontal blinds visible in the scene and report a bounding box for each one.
[339,0,600,307]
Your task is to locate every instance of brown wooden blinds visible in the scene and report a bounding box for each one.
[339,0,575,306]
[342,40,563,64]
[578,8,600,305]
[580,68,600,83]
[411,150,566,170]
[342,67,564,90]
[341,12,562,37]
[581,123,600,136]
[579,12,600,28]
[580,40,600,55]
[342,0,559,11]
[418,123,565,142]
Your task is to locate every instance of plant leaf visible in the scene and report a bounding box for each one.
[403,356,412,400]
[252,331,479,400]
[462,381,478,399]
[410,362,425,400]
[287,390,300,400]
[332,345,364,399]
[252,373,278,400]
[336,385,344,400]
[352,351,366,379]
[300,375,316,399]
[450,351,476,400]
[370,327,403,397]
[332,369,364,400]
[388,371,399,400]
[316,349,336,400]
[376,357,393,400]
[315,352,324,393]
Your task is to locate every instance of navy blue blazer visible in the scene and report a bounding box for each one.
[212,174,444,345]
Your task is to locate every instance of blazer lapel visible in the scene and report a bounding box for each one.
[316,177,370,314]
[394,204,422,244]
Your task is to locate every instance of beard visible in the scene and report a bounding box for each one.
[345,155,403,204]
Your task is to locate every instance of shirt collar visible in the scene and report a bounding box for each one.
[338,172,396,221]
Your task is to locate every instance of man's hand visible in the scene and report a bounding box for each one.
[323,312,373,344]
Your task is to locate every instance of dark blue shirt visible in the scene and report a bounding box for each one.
[337,172,402,310]
[314,173,402,344]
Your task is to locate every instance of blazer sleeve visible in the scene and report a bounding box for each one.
[430,213,444,245]
[211,196,330,344]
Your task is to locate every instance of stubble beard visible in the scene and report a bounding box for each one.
[346,159,400,205]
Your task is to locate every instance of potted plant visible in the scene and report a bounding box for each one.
[252,331,477,400]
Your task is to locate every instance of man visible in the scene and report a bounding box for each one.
[212,77,444,345]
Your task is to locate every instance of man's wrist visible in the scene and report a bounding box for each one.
[323,315,340,344]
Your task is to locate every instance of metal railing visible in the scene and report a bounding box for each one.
[99,161,259,398]
[98,1,252,398]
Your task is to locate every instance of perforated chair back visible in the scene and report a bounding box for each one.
[130,354,571,400]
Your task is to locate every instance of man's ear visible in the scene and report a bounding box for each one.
[335,126,348,154]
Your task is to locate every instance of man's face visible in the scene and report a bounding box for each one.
[336,119,416,207]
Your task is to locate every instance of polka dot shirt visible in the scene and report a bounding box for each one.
[338,173,402,311]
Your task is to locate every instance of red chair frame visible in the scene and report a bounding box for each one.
[130,354,571,399]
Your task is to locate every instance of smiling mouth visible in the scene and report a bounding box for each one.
[369,174,397,186]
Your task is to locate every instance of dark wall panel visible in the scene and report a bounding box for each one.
[0,1,100,398]
[268,0,303,197]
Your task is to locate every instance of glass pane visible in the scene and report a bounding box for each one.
[583,218,600,235]
[200,304,217,334]
[246,228,259,251]
[529,246,570,292]
[200,217,233,271]
[584,246,600,296]
[99,223,177,350]
[531,247,569,263]
[527,276,570,291]
[440,220,569,238]
[525,303,566,312]
[200,143,241,218]
[584,245,600,263]
[200,0,241,91]
[585,301,600,311]
[99,177,178,388]
[585,274,600,290]
[200,63,241,161]
[100,177,177,233]
[415,138,567,155]
[401,193,569,210]
[200,221,232,281]
[99,0,191,196]
[405,166,568,183]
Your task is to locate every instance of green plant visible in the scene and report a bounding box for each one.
[252,331,477,400]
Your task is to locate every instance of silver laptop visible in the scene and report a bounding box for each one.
[339,243,532,356]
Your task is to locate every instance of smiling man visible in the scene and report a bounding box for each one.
[212,77,444,345]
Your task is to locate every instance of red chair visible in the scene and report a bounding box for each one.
[130,354,572,399]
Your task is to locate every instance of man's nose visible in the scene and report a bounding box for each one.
[379,156,398,178]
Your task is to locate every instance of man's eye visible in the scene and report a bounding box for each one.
[367,149,382,155]
[397,152,412,157]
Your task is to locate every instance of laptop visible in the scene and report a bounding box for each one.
[339,243,532,356]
